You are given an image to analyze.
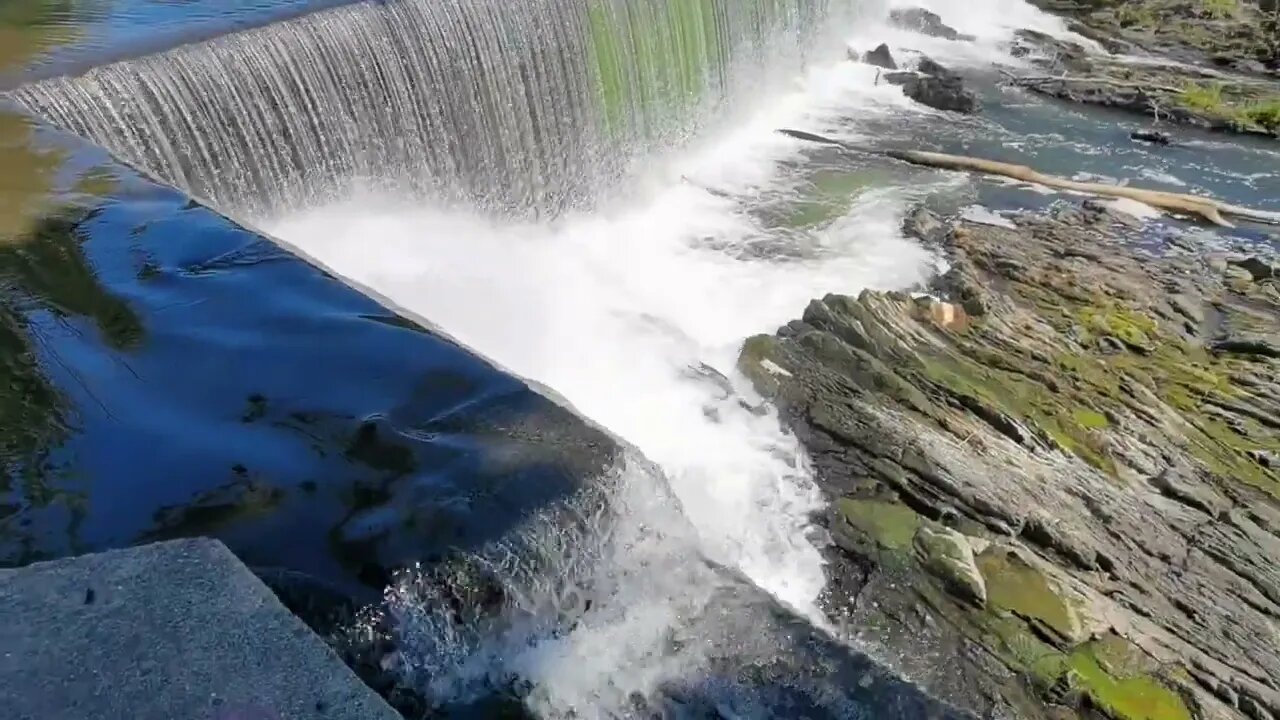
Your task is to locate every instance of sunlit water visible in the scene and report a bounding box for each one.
[268,27,943,716]
[7,0,1133,715]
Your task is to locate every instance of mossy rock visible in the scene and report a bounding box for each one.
[738,334,791,398]
[914,524,988,607]
[837,498,921,551]
[980,613,1071,687]
[1078,306,1156,354]
[977,547,1085,645]
[1067,638,1193,720]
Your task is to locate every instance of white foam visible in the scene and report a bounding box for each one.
[270,42,937,713]
[273,60,933,605]
[1105,197,1163,220]
[1138,168,1188,187]
[270,0,1096,711]
[849,0,1105,70]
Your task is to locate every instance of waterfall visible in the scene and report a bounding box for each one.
[8,0,869,219]
[1,1,966,716]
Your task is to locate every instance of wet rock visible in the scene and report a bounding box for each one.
[914,525,987,607]
[884,58,980,114]
[1130,129,1171,145]
[1228,256,1278,282]
[863,43,898,70]
[1010,29,1092,73]
[1010,12,1280,137]
[741,201,1280,719]
[1029,0,1280,75]
[889,8,975,42]
[903,206,949,247]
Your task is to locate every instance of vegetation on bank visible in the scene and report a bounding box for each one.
[1180,81,1280,132]
[1056,0,1279,72]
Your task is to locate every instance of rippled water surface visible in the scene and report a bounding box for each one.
[0,0,330,86]
[0,0,603,601]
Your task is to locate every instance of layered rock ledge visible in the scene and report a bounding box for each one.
[1017,1,1280,137]
[740,204,1280,720]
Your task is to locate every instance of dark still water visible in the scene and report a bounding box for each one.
[0,0,595,595]
[0,89,609,600]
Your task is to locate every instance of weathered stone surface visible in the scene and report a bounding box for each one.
[741,201,1280,719]
[1029,0,1280,75]
[1012,8,1280,138]
[914,525,987,607]
[885,57,981,114]
[0,538,402,720]
[889,8,975,42]
[864,42,898,70]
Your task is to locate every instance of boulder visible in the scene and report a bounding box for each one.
[885,58,981,114]
[913,525,987,607]
[863,43,898,69]
[889,8,975,42]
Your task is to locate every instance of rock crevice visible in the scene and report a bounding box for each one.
[742,204,1280,719]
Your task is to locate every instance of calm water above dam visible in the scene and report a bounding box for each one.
[0,0,598,601]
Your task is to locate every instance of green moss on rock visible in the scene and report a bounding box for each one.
[837,498,921,551]
[1073,408,1110,430]
[1078,306,1156,353]
[1068,641,1192,720]
[977,548,1084,644]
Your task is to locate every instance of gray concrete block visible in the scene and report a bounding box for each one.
[0,538,401,720]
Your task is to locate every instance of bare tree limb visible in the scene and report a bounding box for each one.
[998,69,1186,94]
[777,128,1280,227]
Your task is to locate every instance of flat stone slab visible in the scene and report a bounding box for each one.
[0,538,401,720]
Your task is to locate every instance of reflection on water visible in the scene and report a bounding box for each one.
[0,121,132,564]
[1,0,339,87]
[0,1,85,78]
[0,103,608,598]
[0,113,65,242]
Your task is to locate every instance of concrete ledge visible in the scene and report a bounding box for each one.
[0,538,401,720]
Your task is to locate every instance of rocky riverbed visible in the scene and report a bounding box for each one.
[739,199,1280,720]
[1015,0,1280,137]
[254,6,1280,719]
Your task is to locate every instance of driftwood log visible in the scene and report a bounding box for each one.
[778,128,1280,227]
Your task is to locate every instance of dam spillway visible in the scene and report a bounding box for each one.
[9,0,872,219]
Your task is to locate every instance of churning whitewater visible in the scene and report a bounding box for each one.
[268,24,942,715]
[4,0,1081,714]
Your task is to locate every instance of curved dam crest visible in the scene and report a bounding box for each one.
[8,0,879,219]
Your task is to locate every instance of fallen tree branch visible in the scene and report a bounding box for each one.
[777,128,1280,227]
[998,69,1185,94]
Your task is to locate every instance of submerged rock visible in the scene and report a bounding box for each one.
[1129,129,1171,145]
[741,202,1280,719]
